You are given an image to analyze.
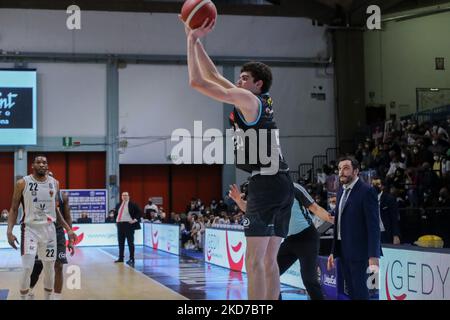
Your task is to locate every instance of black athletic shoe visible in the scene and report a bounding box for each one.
[114,259,124,263]
[126,259,135,266]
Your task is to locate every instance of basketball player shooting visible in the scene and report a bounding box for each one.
[179,7,294,300]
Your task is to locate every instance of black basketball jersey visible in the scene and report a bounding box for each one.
[229,93,289,173]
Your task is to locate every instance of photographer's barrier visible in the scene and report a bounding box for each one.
[143,222,180,255]
[0,223,143,248]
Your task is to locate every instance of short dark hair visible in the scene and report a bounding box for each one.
[338,156,359,170]
[33,155,47,163]
[241,62,272,93]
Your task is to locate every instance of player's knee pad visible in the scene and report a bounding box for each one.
[30,259,44,288]
[33,259,44,275]
[42,260,55,290]
[20,255,35,291]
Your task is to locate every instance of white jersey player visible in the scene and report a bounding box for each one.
[7,155,76,300]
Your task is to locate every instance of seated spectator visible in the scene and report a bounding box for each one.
[355,143,364,163]
[390,187,407,209]
[180,213,193,246]
[189,214,201,250]
[210,200,217,213]
[212,216,221,227]
[105,209,116,223]
[144,198,159,220]
[386,151,406,178]
[77,212,92,224]
[232,212,243,225]
[325,172,339,193]
[197,216,206,251]
[371,125,382,141]
[433,152,446,178]
[316,168,327,184]
[0,209,8,223]
[215,199,228,214]
[186,198,198,214]
[172,213,182,225]
[417,162,440,196]
[159,207,166,222]
[150,211,161,223]
[434,187,450,207]
[425,122,449,142]
[206,215,215,227]
[361,148,374,167]
[167,212,177,224]
[399,146,412,167]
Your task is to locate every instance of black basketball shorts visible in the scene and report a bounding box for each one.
[243,171,294,238]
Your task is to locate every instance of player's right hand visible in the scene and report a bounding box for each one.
[327,254,335,271]
[7,232,19,250]
[67,230,77,243]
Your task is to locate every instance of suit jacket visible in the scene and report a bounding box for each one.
[115,201,142,230]
[379,191,400,243]
[77,217,92,224]
[332,179,381,261]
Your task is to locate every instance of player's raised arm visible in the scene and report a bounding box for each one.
[183,18,259,121]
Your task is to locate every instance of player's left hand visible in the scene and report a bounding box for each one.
[67,230,77,243]
[179,15,215,40]
[327,214,335,224]
[228,184,244,203]
[191,18,215,40]
[67,241,75,256]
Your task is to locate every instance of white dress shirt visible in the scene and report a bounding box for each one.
[377,192,386,232]
[116,201,132,222]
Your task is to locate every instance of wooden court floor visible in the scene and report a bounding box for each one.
[0,247,187,300]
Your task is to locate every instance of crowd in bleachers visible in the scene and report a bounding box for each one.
[300,116,450,247]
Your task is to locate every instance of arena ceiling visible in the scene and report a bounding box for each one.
[1,0,450,26]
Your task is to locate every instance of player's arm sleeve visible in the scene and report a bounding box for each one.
[293,183,315,208]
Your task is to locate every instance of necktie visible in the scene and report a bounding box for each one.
[337,188,351,240]
[117,202,126,222]
[340,188,351,217]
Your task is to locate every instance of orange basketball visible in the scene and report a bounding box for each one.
[181,0,217,29]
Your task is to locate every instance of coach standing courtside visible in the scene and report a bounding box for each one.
[114,192,142,266]
[327,157,381,300]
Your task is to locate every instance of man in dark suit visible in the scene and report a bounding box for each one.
[114,191,142,266]
[77,212,92,224]
[372,178,401,245]
[327,157,381,300]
